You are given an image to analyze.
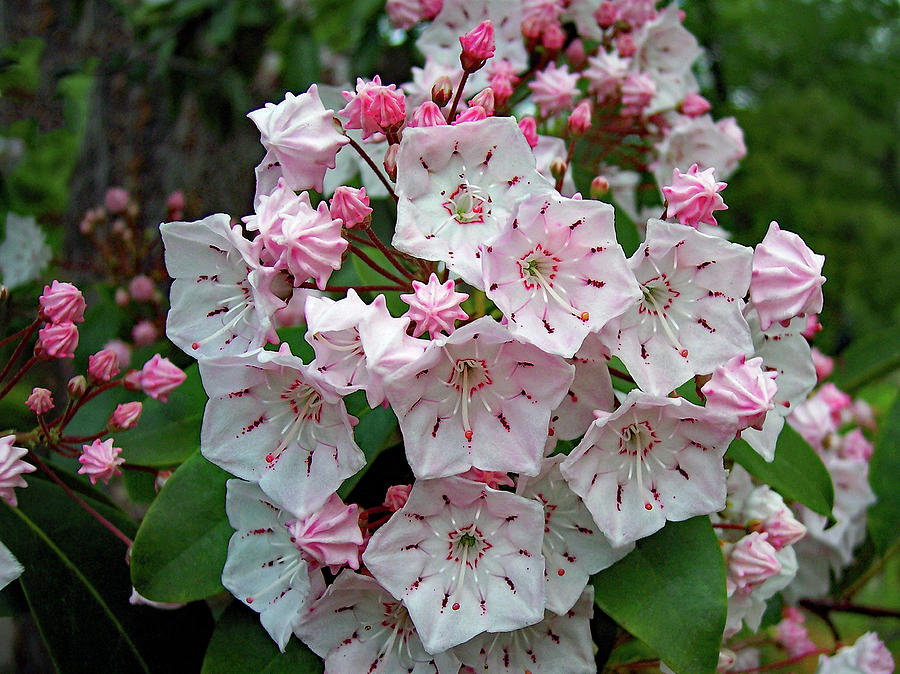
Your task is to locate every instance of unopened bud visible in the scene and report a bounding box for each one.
[565,39,587,69]
[431,76,454,107]
[123,370,142,391]
[67,375,87,398]
[26,387,54,415]
[109,401,143,430]
[541,21,566,51]
[616,33,636,58]
[590,175,610,199]
[459,20,495,72]
[518,116,538,148]
[0,286,7,302]
[567,99,593,135]
[383,144,399,182]
[549,157,567,182]
[469,88,495,116]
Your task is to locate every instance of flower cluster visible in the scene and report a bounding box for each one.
[154,1,889,670]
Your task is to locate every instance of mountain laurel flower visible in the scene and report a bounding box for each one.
[25,388,53,415]
[811,346,834,381]
[681,92,712,117]
[284,493,363,570]
[662,163,728,227]
[775,608,817,658]
[140,354,186,402]
[109,402,143,431]
[469,87,495,116]
[616,32,637,57]
[88,348,121,383]
[561,389,734,546]
[39,280,86,324]
[0,541,24,593]
[0,435,37,507]
[459,20,495,71]
[362,476,546,654]
[36,321,79,360]
[104,186,130,214]
[702,354,778,432]
[329,186,372,228]
[340,76,397,140]
[815,631,894,674]
[77,438,125,485]
[383,484,412,512]
[529,63,579,116]
[400,273,469,337]
[487,59,518,105]
[726,532,781,593]
[584,50,630,99]
[247,84,349,193]
[408,101,449,128]
[620,73,656,116]
[750,222,825,330]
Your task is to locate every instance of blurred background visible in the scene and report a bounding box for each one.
[1,0,898,669]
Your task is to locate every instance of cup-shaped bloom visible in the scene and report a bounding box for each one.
[0,435,36,507]
[77,438,124,485]
[247,84,349,193]
[726,532,781,592]
[296,571,461,673]
[362,476,546,654]
[199,346,364,519]
[400,273,469,338]
[750,222,825,330]
[39,280,86,324]
[481,193,640,358]
[561,390,734,546]
[36,321,78,359]
[454,586,596,673]
[384,317,574,479]
[392,117,554,287]
[140,354,186,402]
[663,163,728,227]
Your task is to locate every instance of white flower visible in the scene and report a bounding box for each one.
[0,212,51,290]
[0,540,23,592]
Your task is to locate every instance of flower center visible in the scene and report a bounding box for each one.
[448,358,492,441]
[442,182,492,225]
[517,244,589,322]
[617,420,659,510]
[639,273,688,358]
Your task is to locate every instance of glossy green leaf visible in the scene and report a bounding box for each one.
[0,478,212,672]
[727,424,834,516]
[613,203,641,257]
[116,363,206,466]
[131,450,232,602]
[201,600,323,674]
[831,324,900,394]
[592,517,726,674]
[866,393,900,555]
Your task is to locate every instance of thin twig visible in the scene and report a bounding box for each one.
[345,136,398,201]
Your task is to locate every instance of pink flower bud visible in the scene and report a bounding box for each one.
[750,222,826,330]
[400,273,469,337]
[565,39,587,69]
[816,382,851,423]
[365,85,407,134]
[727,532,781,590]
[36,321,79,360]
[102,339,131,370]
[78,438,124,485]
[541,21,566,50]
[469,87,495,116]
[459,20,495,72]
[285,493,363,569]
[839,427,873,462]
[123,369,142,391]
[431,76,454,107]
[131,319,158,347]
[801,313,822,339]
[775,610,817,658]
[753,507,807,551]
[104,187,130,215]
[620,72,655,116]
[811,347,833,381]
[590,175,610,199]
[383,143,399,181]
[140,354,186,402]
[458,467,514,489]
[702,354,778,432]
[518,116,538,148]
[568,99,593,135]
[663,163,728,227]
[595,1,618,27]
[109,401,143,431]
[384,484,412,512]
[166,190,185,214]
[88,348,121,383]
[114,287,130,307]
[616,33,637,58]
[409,101,449,128]
[39,281,86,324]
[26,388,54,415]
[67,375,87,398]
[680,92,712,117]
[487,60,517,106]
[330,186,373,229]
[454,104,487,124]
[128,275,155,302]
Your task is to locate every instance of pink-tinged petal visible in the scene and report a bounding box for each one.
[454,585,596,673]
[702,354,778,431]
[528,63,579,116]
[0,435,37,507]
[662,163,727,227]
[401,273,469,338]
[392,117,554,287]
[362,476,546,654]
[39,280,85,324]
[285,493,363,569]
[550,334,615,441]
[384,317,574,479]
[561,390,733,546]
[482,193,640,357]
[751,222,825,331]
[200,348,364,519]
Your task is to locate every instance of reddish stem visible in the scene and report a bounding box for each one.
[555,137,578,192]
[348,243,410,286]
[446,70,470,122]
[799,598,900,620]
[0,355,38,400]
[361,225,418,281]
[28,451,134,548]
[713,523,748,531]
[0,318,40,349]
[345,135,398,201]
[0,320,40,384]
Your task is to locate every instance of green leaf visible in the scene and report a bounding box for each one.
[866,393,900,555]
[0,478,212,672]
[116,363,206,466]
[832,324,900,394]
[131,450,232,602]
[612,203,641,257]
[201,600,324,674]
[592,517,726,674]
[727,424,834,517]
[350,244,407,315]
[339,399,399,499]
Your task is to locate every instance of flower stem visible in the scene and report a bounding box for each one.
[0,319,40,384]
[446,70,470,122]
[348,243,410,286]
[345,135,398,201]
[0,355,37,400]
